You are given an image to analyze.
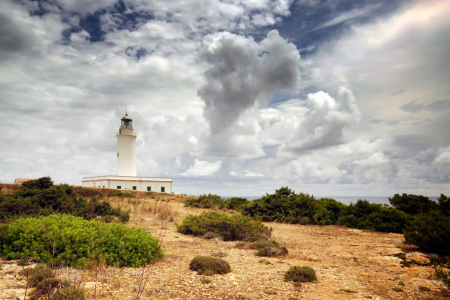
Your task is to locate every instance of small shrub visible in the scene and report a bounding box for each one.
[223,197,249,210]
[28,278,85,300]
[392,287,404,292]
[0,214,164,268]
[419,286,431,292]
[399,281,405,286]
[284,266,317,283]
[189,256,231,276]
[258,259,272,265]
[250,239,288,257]
[404,211,450,256]
[27,264,55,287]
[185,194,224,208]
[235,242,246,248]
[292,282,302,287]
[264,291,277,295]
[256,246,288,257]
[108,189,136,198]
[177,211,272,241]
[432,258,450,288]
[248,240,279,250]
[200,278,212,284]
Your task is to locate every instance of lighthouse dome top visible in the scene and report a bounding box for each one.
[121,113,132,121]
[120,113,133,129]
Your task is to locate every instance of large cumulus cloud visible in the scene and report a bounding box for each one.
[198,30,301,157]
[279,85,360,154]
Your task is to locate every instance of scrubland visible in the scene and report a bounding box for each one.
[0,182,449,300]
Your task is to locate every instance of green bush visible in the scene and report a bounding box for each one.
[0,214,164,268]
[223,197,249,210]
[240,187,344,225]
[0,177,129,222]
[317,198,347,225]
[389,193,438,215]
[240,187,328,224]
[284,266,317,283]
[185,194,224,208]
[255,246,288,257]
[22,177,53,190]
[404,211,450,256]
[107,189,136,198]
[176,211,272,241]
[189,255,231,275]
[340,204,413,233]
[249,239,288,257]
[365,208,413,232]
[438,194,450,216]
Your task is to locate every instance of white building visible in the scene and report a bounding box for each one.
[82,113,173,193]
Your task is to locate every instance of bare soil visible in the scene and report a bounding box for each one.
[1,197,449,300]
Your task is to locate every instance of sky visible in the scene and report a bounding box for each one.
[1,0,450,197]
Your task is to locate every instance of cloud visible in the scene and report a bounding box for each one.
[274,156,347,182]
[436,146,450,164]
[312,3,383,31]
[244,171,264,177]
[197,30,301,157]
[400,99,450,112]
[354,152,389,165]
[199,30,301,135]
[279,85,360,154]
[179,159,222,177]
[55,0,117,15]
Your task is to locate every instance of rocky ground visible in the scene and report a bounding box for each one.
[1,199,449,300]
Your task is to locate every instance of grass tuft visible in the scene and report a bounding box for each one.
[189,256,231,276]
[284,266,317,283]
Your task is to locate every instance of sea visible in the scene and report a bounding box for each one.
[223,196,440,205]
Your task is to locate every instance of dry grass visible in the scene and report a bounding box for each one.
[107,196,180,223]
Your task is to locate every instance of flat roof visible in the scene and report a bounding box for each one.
[82,175,172,182]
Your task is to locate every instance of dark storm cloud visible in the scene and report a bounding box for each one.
[0,12,35,61]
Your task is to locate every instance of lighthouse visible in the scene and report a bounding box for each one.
[116,113,137,176]
[81,112,173,193]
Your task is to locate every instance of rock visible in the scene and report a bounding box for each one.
[406,252,431,265]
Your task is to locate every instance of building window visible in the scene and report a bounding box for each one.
[117,186,121,189]
[132,186,136,190]
[147,186,151,191]
[161,187,165,193]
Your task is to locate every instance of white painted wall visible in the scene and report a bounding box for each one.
[82,177,172,193]
[117,128,136,176]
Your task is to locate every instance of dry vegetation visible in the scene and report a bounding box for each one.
[1,189,449,299]
[0,183,20,194]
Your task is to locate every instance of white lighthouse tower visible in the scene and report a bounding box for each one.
[81,112,173,193]
[116,113,137,176]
